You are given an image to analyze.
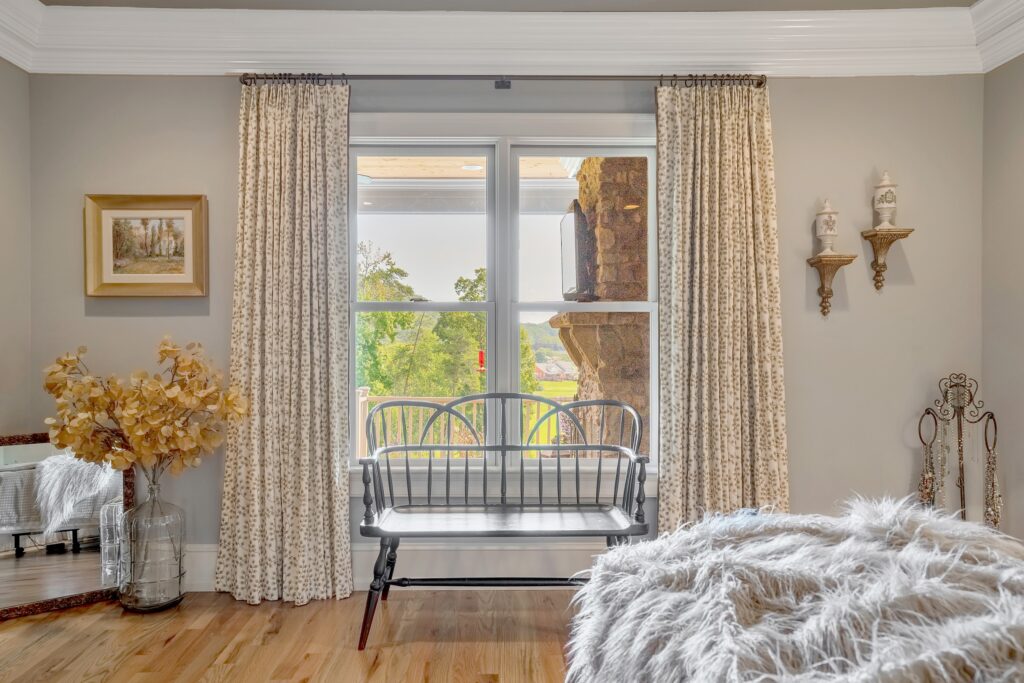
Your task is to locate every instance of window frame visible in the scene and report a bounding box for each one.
[507,146,657,447]
[348,122,658,468]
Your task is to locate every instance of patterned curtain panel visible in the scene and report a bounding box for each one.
[215,82,353,604]
[656,84,790,530]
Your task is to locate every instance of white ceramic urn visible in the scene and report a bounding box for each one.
[873,171,898,228]
[815,198,839,255]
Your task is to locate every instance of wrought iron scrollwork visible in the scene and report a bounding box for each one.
[918,373,1001,527]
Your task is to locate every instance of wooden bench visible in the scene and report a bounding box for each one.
[357,392,648,649]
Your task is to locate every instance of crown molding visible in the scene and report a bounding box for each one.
[0,1,1021,78]
[972,0,1024,71]
[0,0,43,71]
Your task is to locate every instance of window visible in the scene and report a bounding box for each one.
[351,142,656,461]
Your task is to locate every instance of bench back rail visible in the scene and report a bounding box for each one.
[360,393,646,523]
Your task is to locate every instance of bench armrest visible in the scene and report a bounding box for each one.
[619,448,648,465]
[360,459,383,524]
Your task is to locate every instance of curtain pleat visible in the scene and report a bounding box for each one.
[216,82,352,605]
[656,84,789,530]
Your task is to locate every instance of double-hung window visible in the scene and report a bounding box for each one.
[351,135,656,464]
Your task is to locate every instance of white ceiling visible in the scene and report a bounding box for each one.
[39,0,976,10]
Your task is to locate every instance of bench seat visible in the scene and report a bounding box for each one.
[362,503,643,538]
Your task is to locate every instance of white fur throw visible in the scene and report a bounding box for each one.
[567,498,1024,682]
[35,451,115,534]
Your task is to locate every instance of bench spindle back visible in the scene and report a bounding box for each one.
[364,393,642,513]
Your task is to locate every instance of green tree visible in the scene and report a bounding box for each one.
[454,268,487,303]
[519,328,540,393]
[355,242,417,394]
[111,218,138,261]
[381,325,446,397]
[357,255,545,398]
[434,268,487,396]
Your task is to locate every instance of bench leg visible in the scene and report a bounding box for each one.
[606,535,627,548]
[381,538,399,602]
[13,534,24,558]
[71,529,81,553]
[358,538,391,651]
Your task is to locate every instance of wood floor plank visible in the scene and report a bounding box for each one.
[0,591,574,682]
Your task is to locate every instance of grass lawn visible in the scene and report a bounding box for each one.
[114,256,185,275]
[535,380,578,400]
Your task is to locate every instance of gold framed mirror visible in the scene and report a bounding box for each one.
[0,433,134,620]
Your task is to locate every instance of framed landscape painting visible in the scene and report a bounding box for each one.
[84,195,208,296]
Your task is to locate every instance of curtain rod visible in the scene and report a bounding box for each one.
[237,73,767,89]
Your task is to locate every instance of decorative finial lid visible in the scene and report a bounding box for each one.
[817,198,837,215]
[876,171,895,188]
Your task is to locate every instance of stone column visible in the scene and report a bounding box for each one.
[548,156,651,453]
[548,313,650,453]
[575,157,648,301]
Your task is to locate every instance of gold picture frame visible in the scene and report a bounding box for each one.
[84,194,208,297]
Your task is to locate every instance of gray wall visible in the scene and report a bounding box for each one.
[771,76,985,520]
[983,55,1024,540]
[28,76,239,539]
[0,60,33,435]
[21,73,986,543]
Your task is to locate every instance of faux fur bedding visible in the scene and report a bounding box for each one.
[567,498,1024,682]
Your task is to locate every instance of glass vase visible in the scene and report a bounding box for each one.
[120,468,185,612]
[99,495,123,588]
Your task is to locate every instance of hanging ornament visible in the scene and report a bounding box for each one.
[983,415,1002,529]
[918,440,936,507]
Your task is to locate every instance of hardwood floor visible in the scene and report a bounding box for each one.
[0,547,104,609]
[0,590,574,682]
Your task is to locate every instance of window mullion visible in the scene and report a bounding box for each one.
[494,137,521,463]
[493,137,514,397]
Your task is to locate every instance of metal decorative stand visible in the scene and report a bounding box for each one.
[917,373,1001,527]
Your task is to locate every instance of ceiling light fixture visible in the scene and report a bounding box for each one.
[624,204,640,210]
[461,164,483,171]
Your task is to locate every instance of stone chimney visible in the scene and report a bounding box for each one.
[550,157,650,453]
[576,157,648,301]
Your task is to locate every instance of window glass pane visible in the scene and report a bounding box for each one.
[520,310,650,456]
[518,155,648,302]
[357,155,487,302]
[355,310,488,457]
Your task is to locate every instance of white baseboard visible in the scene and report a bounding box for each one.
[183,540,607,592]
[184,544,219,592]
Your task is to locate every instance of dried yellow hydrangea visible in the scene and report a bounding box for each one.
[43,337,248,482]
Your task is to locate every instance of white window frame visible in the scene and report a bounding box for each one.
[348,114,658,471]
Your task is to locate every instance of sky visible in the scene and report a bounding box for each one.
[357,212,568,318]
[355,156,650,326]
